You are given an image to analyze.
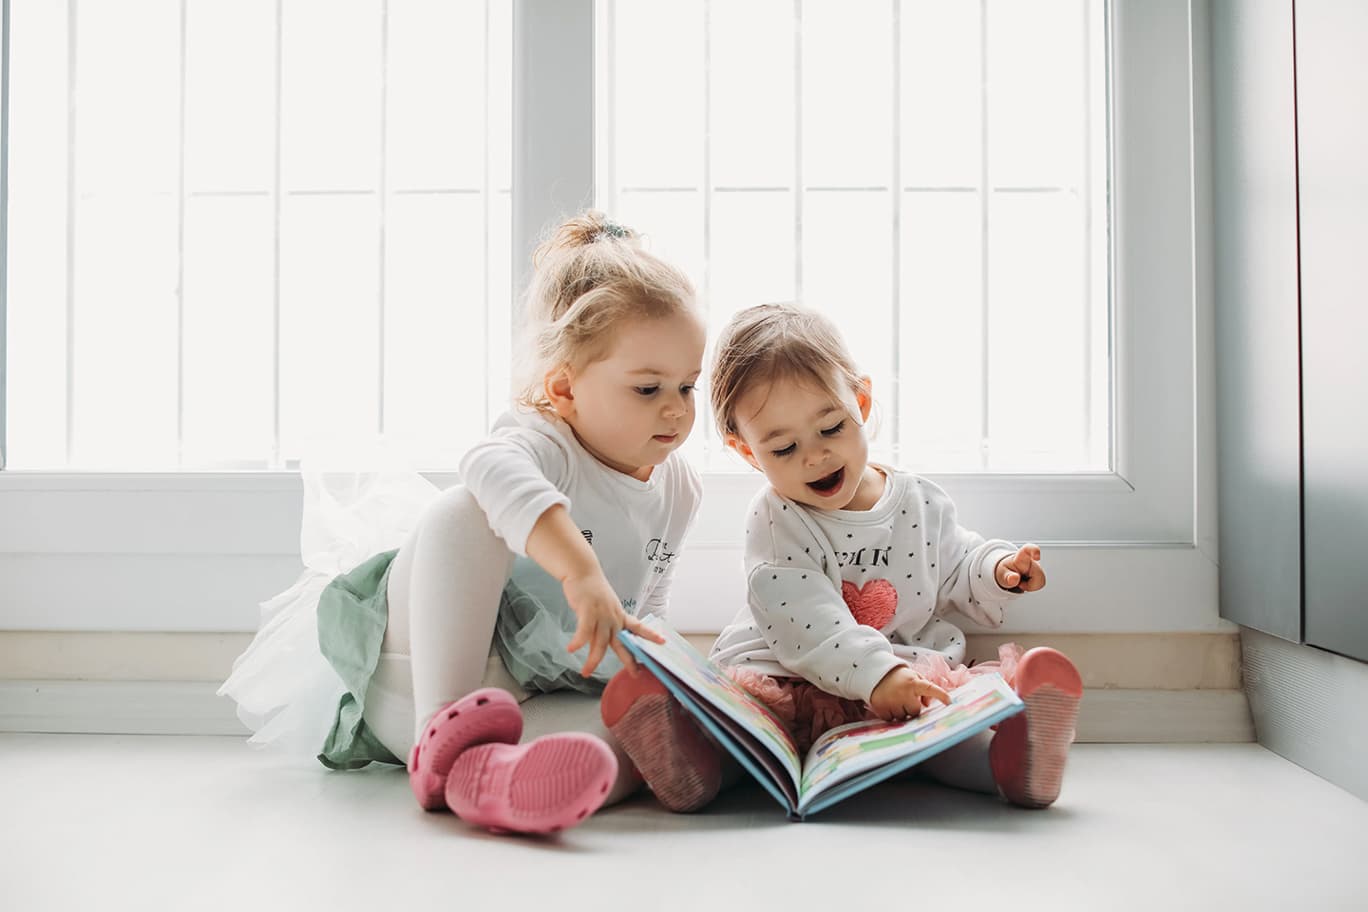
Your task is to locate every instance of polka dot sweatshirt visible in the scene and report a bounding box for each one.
[709,467,1021,703]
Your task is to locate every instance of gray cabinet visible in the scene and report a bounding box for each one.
[1212,0,1368,662]
[1212,0,1303,643]
[1296,0,1368,662]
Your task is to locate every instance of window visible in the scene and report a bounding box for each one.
[596,0,1110,475]
[3,0,511,471]
[1,1,1213,634]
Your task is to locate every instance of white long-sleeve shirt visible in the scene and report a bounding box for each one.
[710,467,1021,703]
[459,409,702,618]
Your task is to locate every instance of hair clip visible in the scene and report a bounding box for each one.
[600,221,629,240]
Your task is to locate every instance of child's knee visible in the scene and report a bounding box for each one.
[415,485,506,558]
[423,484,483,533]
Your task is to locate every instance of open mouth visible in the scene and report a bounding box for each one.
[807,467,845,497]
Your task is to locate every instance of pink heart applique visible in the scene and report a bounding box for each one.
[841,579,898,630]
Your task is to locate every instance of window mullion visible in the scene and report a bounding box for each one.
[482,0,492,434]
[890,0,901,464]
[511,0,594,305]
[376,0,389,440]
[1081,0,1095,465]
[978,0,991,471]
[701,0,714,460]
[793,0,803,305]
[601,0,617,220]
[1,0,11,470]
[175,0,187,468]
[64,0,77,466]
[270,0,283,469]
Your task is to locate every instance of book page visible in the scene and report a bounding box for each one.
[621,622,803,796]
[797,673,1022,811]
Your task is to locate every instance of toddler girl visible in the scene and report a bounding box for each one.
[609,302,1082,813]
[222,212,708,835]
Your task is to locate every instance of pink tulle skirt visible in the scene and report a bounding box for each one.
[726,644,1024,753]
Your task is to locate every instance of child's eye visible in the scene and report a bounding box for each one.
[680,384,695,395]
[821,420,846,437]
[634,385,660,396]
[772,443,797,458]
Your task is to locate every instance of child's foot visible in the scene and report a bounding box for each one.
[600,668,722,813]
[444,733,618,835]
[990,647,1083,809]
[408,688,522,811]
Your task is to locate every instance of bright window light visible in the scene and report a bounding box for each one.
[596,0,1110,474]
[4,0,512,470]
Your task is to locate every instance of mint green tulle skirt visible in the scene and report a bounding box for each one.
[220,467,622,771]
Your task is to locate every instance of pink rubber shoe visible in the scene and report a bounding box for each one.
[990,647,1083,809]
[408,688,522,811]
[600,668,722,813]
[444,733,618,835]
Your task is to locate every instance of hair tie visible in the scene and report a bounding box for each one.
[599,221,629,240]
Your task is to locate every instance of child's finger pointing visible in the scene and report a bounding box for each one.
[624,615,666,644]
[923,682,952,705]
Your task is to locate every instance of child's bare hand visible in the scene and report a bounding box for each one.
[563,571,665,676]
[995,543,1046,592]
[868,666,952,721]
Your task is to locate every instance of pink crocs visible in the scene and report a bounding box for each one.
[408,688,522,811]
[989,647,1083,809]
[444,733,618,835]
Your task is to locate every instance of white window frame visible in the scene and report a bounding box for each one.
[0,0,1222,636]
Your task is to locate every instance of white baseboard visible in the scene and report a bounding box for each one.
[2,630,1246,690]
[0,680,1253,744]
[0,681,249,737]
[1077,688,1253,742]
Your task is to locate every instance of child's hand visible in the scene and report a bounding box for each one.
[868,666,952,721]
[563,571,666,677]
[995,544,1046,592]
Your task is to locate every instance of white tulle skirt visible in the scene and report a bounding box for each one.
[217,458,441,758]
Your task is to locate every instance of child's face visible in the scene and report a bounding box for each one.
[727,372,877,511]
[548,311,706,480]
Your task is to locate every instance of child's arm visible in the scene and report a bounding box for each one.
[460,426,663,675]
[459,429,574,559]
[525,504,663,676]
[925,480,1031,627]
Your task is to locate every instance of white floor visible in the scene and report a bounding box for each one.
[2,735,1365,912]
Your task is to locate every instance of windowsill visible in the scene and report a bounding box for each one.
[0,468,1127,490]
[0,468,1182,555]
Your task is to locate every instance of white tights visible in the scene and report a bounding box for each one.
[362,485,642,805]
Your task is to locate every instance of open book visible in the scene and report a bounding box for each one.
[619,618,1024,820]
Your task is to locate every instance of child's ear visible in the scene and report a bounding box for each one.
[724,433,762,472]
[856,376,874,422]
[544,368,576,419]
